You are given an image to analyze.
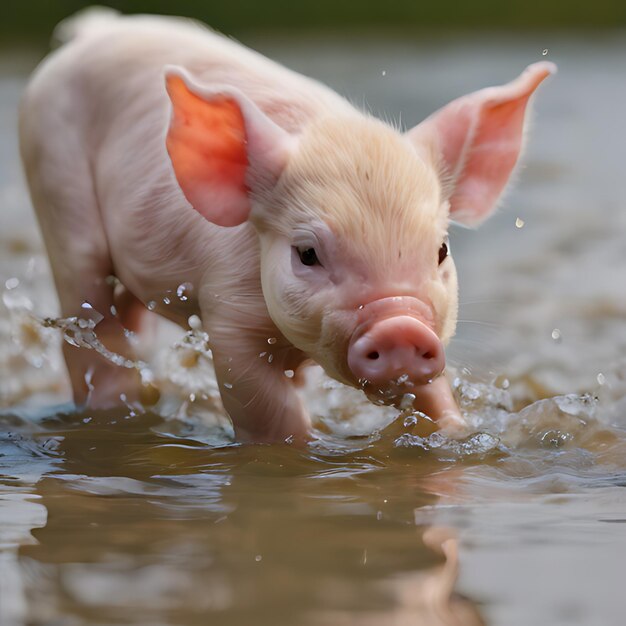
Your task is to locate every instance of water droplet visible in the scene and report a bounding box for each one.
[551,328,562,342]
[400,393,416,410]
[163,296,171,305]
[540,429,572,449]
[381,70,386,76]
[376,511,383,520]
[110,305,117,316]
[188,315,202,330]
[268,354,274,363]
[177,282,193,301]
[597,372,606,386]
[147,300,156,311]
[500,378,510,389]
[284,369,295,378]
[223,382,233,389]
[267,337,277,344]
[259,351,267,358]
[255,555,262,562]
[542,48,549,56]
[5,277,19,290]
[403,414,418,428]
[515,217,525,228]
[358,304,364,310]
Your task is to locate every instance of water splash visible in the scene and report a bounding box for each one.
[395,430,501,457]
[2,270,626,463]
[41,315,146,371]
[157,322,219,403]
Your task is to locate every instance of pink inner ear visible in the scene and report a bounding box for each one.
[447,97,528,223]
[166,75,250,227]
[409,62,556,226]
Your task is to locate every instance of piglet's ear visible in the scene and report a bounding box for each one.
[165,66,294,227]
[407,62,556,226]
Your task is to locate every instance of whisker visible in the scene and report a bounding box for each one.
[451,336,501,346]
[458,299,503,306]
[456,319,502,328]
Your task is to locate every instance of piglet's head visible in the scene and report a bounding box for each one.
[165,63,555,404]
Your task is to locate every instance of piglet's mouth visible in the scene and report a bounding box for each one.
[358,370,446,406]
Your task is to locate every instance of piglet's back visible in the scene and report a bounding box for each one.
[31,8,352,140]
[19,9,357,294]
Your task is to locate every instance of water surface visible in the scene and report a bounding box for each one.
[2,31,626,626]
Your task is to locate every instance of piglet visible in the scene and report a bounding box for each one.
[19,9,555,442]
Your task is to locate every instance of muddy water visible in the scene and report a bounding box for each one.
[2,32,626,626]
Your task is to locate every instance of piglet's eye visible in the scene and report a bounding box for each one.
[297,247,321,267]
[438,239,449,265]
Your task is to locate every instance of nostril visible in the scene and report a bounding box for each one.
[367,351,380,360]
[422,351,434,360]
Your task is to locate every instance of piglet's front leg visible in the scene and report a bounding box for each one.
[208,310,310,443]
[409,376,465,433]
[212,341,310,443]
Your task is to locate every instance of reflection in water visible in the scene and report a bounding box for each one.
[0,414,50,626]
[0,492,46,626]
[0,409,484,626]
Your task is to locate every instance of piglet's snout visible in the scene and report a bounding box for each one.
[348,316,444,386]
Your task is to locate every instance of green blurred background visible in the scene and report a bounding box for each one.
[2,0,625,46]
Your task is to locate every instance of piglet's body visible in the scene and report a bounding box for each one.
[20,9,554,442]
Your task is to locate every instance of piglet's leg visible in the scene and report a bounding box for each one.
[205,294,309,443]
[22,127,144,408]
[210,333,310,443]
[410,376,465,432]
[61,288,145,408]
